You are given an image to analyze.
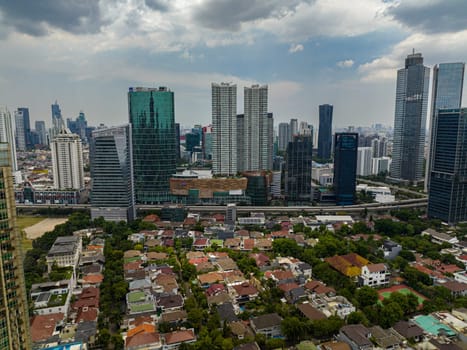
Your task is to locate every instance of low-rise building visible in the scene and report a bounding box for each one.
[250,313,283,339]
[338,324,373,350]
[46,236,82,272]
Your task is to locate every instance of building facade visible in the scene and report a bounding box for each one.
[278,123,290,152]
[51,128,84,190]
[91,124,136,222]
[51,101,63,140]
[427,108,467,224]
[334,133,358,205]
[0,143,31,350]
[35,120,47,146]
[14,107,31,151]
[128,87,177,203]
[285,135,313,203]
[317,104,333,160]
[0,107,17,171]
[390,52,430,184]
[212,83,237,175]
[357,147,373,176]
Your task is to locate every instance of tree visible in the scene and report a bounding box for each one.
[346,311,369,326]
[281,317,306,343]
[356,286,378,309]
[379,302,403,328]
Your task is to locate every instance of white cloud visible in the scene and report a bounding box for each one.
[288,43,304,53]
[337,59,354,68]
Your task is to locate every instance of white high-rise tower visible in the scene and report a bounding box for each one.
[0,107,18,171]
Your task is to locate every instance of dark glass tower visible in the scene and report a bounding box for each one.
[285,135,313,203]
[333,133,358,205]
[427,109,467,224]
[128,87,176,203]
[90,125,136,222]
[317,104,333,160]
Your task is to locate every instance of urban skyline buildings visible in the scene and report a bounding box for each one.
[90,124,136,222]
[334,132,358,205]
[14,107,31,151]
[0,143,31,350]
[278,122,290,152]
[317,104,333,160]
[390,52,430,184]
[0,107,18,172]
[285,135,313,203]
[128,86,177,203]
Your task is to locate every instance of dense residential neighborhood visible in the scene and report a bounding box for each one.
[21,209,467,350]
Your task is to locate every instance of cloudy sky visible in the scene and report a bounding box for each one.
[0,0,466,129]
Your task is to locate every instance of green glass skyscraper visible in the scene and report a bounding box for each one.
[128,87,177,203]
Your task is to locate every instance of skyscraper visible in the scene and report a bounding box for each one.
[175,123,181,161]
[0,143,31,350]
[202,125,213,160]
[35,120,48,146]
[390,52,430,184]
[212,82,237,175]
[91,125,135,222]
[425,62,465,191]
[289,118,298,139]
[334,133,358,205]
[278,122,290,152]
[427,108,467,224]
[357,147,373,176]
[128,87,177,203]
[51,101,63,139]
[51,128,84,190]
[0,107,17,171]
[14,107,31,151]
[318,104,333,160]
[285,135,313,202]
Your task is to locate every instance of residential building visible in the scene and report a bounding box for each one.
[46,236,82,272]
[278,122,290,152]
[202,125,212,160]
[381,240,402,260]
[250,313,283,338]
[390,52,430,184]
[285,135,313,203]
[225,203,237,225]
[51,127,84,190]
[359,263,390,287]
[0,143,32,350]
[426,62,464,192]
[14,107,31,150]
[338,324,372,350]
[356,147,372,176]
[212,82,237,175]
[0,107,17,171]
[318,104,333,160]
[427,108,467,224]
[334,133,358,205]
[372,157,391,175]
[90,124,136,222]
[128,86,177,203]
[35,120,48,146]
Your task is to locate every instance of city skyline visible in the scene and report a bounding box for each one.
[1,1,467,128]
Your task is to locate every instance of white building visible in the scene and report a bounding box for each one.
[0,107,18,172]
[357,147,373,176]
[278,123,290,152]
[359,264,390,288]
[51,128,84,189]
[212,82,237,176]
[372,156,391,175]
[46,236,82,272]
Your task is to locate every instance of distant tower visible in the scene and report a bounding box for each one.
[0,107,18,171]
[289,118,298,139]
[357,147,373,176]
[51,128,84,189]
[212,82,237,175]
[427,108,467,224]
[14,107,31,151]
[91,124,135,222]
[278,123,290,152]
[334,133,358,205]
[390,52,430,184]
[0,142,32,350]
[317,104,333,160]
[35,120,48,146]
[285,135,313,202]
[51,101,63,140]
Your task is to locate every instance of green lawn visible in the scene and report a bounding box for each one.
[17,216,45,230]
[379,287,426,306]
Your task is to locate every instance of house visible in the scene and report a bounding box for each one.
[234,342,261,350]
[157,294,184,312]
[319,341,351,350]
[325,254,369,278]
[440,281,467,297]
[216,257,238,272]
[125,324,162,350]
[304,280,335,296]
[393,320,424,343]
[160,310,188,325]
[217,302,239,324]
[250,313,283,338]
[421,229,459,245]
[359,264,390,288]
[381,240,402,260]
[369,326,403,350]
[192,238,210,251]
[230,321,253,340]
[338,324,373,350]
[232,282,258,305]
[163,329,196,350]
[198,272,224,287]
[297,262,313,280]
[297,303,327,321]
[46,236,82,272]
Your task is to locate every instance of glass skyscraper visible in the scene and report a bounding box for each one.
[128,87,176,203]
[285,135,313,203]
[91,124,136,222]
[427,109,467,224]
[14,107,31,151]
[0,143,31,350]
[317,104,333,160]
[333,133,358,205]
[390,52,430,184]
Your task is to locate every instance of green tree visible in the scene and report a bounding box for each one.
[281,316,306,343]
[356,286,378,308]
[346,311,369,326]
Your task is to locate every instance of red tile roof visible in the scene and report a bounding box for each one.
[126,332,160,348]
[164,329,196,345]
[30,313,64,342]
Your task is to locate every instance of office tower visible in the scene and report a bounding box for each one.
[318,104,333,160]
[212,82,237,175]
[90,125,135,222]
[185,132,200,153]
[427,109,467,224]
[0,143,31,350]
[175,123,181,160]
[285,135,313,202]
[51,128,84,189]
[0,107,17,171]
[202,125,213,160]
[128,87,176,203]
[239,85,273,172]
[278,123,290,152]
[289,118,298,139]
[14,107,31,151]
[50,101,63,139]
[68,111,88,143]
[357,147,373,176]
[371,137,388,158]
[390,52,430,184]
[35,120,48,146]
[425,62,465,191]
[237,114,245,172]
[334,133,358,205]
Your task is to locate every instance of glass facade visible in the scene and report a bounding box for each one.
[90,124,135,222]
[317,104,333,160]
[285,135,313,203]
[128,87,177,203]
[334,133,358,205]
[428,109,467,224]
[0,143,31,349]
